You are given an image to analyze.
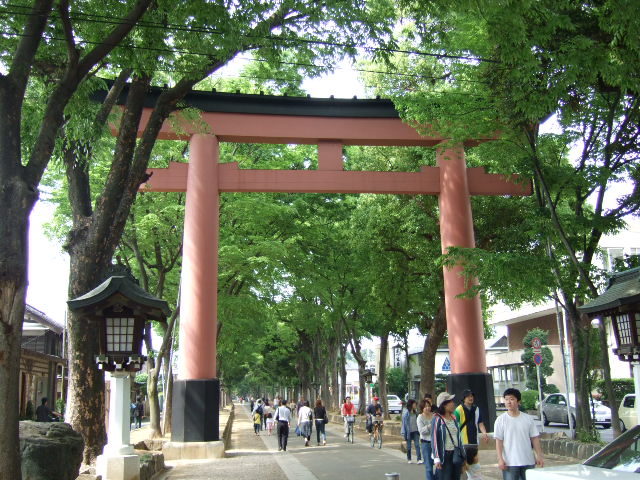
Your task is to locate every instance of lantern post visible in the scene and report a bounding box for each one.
[68,267,169,480]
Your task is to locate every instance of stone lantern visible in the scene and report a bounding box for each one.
[68,266,169,480]
[579,267,640,425]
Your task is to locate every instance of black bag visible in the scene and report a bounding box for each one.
[256,404,264,415]
[452,445,465,466]
[443,417,465,467]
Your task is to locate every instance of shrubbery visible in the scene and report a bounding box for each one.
[595,378,634,406]
[520,390,539,411]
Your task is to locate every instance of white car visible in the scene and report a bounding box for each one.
[387,395,403,414]
[619,394,638,432]
[541,393,612,428]
[527,425,640,479]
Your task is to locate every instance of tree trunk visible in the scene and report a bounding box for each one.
[378,331,390,419]
[162,357,173,435]
[66,258,111,463]
[339,342,347,407]
[568,307,594,433]
[596,319,621,437]
[147,356,162,438]
[351,339,367,415]
[0,185,34,480]
[420,305,447,399]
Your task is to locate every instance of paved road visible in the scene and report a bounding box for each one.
[160,404,578,480]
[533,419,614,443]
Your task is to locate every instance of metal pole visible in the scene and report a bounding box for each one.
[554,295,575,439]
[536,365,544,433]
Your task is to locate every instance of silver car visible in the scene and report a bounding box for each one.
[541,393,612,428]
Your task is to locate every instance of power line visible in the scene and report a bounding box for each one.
[0,30,491,88]
[1,4,500,64]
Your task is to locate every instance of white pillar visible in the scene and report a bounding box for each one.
[634,363,640,427]
[104,371,134,455]
[97,371,140,480]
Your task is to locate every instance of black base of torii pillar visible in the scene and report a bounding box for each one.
[171,379,220,442]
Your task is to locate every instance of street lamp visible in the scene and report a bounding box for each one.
[580,267,640,430]
[310,381,320,400]
[68,266,169,480]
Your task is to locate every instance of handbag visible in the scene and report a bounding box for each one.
[295,424,301,436]
[442,417,465,467]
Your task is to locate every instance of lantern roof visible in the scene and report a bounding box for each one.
[68,268,170,319]
[579,267,640,316]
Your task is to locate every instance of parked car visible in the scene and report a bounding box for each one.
[619,394,638,432]
[526,425,640,479]
[541,393,612,428]
[387,395,402,414]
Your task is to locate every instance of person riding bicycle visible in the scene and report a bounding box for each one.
[366,396,384,434]
[341,396,357,438]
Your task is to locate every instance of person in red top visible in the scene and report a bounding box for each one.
[341,396,357,437]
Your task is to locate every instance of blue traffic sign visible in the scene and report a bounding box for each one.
[533,353,543,366]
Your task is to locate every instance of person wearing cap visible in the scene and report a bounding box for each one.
[454,389,489,446]
[494,388,543,480]
[365,396,384,434]
[431,392,463,480]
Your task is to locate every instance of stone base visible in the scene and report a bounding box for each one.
[172,378,220,442]
[96,454,140,480]
[162,440,225,460]
[447,372,497,431]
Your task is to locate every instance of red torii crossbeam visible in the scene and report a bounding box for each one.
[129,87,530,443]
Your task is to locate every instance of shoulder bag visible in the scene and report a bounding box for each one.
[443,418,465,467]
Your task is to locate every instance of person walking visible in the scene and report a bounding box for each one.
[402,399,423,464]
[454,389,489,446]
[253,398,264,433]
[494,388,544,480]
[298,400,313,447]
[134,397,144,429]
[274,399,292,451]
[263,401,274,435]
[314,398,328,446]
[418,397,436,480]
[432,392,463,480]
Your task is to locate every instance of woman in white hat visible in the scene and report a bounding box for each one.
[431,392,463,480]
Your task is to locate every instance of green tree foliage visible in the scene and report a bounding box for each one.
[385,367,408,398]
[378,0,640,434]
[595,378,635,406]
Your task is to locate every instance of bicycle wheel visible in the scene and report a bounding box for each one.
[350,424,354,443]
[377,430,382,449]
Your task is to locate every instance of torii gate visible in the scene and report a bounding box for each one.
[132,88,530,444]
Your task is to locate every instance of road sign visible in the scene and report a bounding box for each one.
[532,337,542,353]
[533,353,543,366]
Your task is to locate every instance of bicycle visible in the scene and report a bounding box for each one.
[369,416,383,449]
[344,415,356,443]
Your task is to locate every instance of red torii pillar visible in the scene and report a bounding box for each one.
[167,134,509,442]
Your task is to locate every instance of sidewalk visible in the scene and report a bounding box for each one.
[155,404,578,480]
[157,405,286,479]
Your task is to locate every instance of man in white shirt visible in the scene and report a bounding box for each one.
[494,388,544,480]
[274,400,292,452]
